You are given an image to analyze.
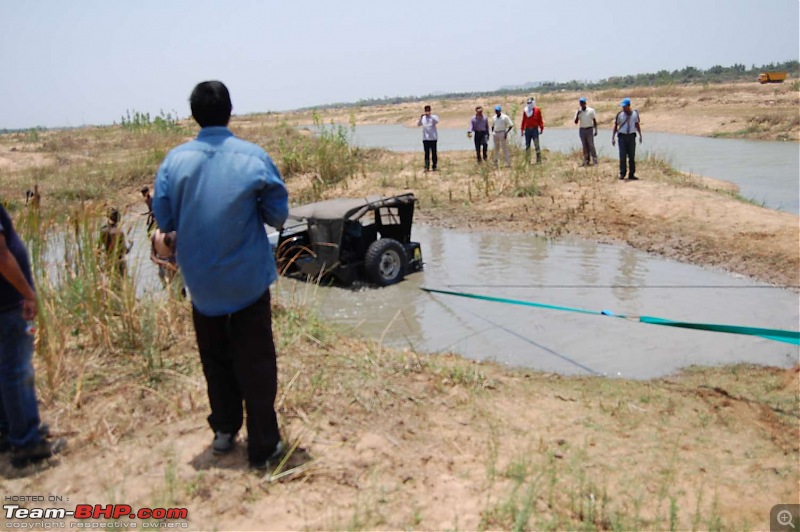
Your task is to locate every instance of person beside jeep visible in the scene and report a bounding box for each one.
[153,80,289,470]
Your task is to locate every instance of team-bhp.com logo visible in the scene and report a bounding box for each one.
[4,504,189,528]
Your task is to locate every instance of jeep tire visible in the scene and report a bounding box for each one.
[365,238,407,286]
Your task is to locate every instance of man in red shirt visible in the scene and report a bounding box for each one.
[520,98,544,164]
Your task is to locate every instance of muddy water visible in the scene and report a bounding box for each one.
[274,225,799,379]
[56,215,796,380]
[326,124,800,214]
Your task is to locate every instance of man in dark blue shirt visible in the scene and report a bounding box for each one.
[154,81,289,469]
[0,203,64,468]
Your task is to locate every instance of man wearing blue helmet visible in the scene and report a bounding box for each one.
[612,98,643,180]
[491,105,514,167]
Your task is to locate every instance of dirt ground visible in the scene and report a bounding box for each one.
[0,82,798,531]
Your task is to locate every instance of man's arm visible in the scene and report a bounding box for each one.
[152,164,175,232]
[150,250,177,271]
[592,117,598,136]
[538,108,544,134]
[0,233,36,320]
[611,113,619,145]
[635,112,643,143]
[150,241,165,267]
[258,158,289,231]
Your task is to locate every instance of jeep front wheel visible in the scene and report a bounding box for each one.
[365,239,407,286]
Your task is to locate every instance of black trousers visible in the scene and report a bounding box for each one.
[192,289,280,464]
[423,140,438,170]
[617,133,637,178]
[473,131,488,161]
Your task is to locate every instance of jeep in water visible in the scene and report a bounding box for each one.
[275,193,423,286]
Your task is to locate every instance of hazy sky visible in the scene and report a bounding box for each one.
[2,0,798,129]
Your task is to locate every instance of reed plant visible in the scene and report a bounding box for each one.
[508,142,540,197]
[273,112,365,201]
[13,205,194,404]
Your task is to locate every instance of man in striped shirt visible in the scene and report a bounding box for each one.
[468,106,490,163]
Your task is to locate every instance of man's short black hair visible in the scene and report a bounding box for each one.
[424,105,431,112]
[190,81,233,128]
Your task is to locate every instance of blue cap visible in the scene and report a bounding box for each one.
[495,105,502,111]
[620,98,631,107]
[579,97,587,103]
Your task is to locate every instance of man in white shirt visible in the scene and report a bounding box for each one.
[491,105,514,167]
[574,97,598,166]
[417,105,439,171]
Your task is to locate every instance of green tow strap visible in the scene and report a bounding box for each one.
[421,287,800,346]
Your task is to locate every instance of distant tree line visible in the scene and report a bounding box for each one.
[305,59,800,112]
[540,60,800,91]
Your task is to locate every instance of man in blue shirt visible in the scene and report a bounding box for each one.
[0,203,64,468]
[153,81,289,469]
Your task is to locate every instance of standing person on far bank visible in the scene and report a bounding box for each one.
[417,105,439,172]
[491,105,514,167]
[153,81,289,470]
[612,98,642,180]
[520,98,544,164]
[467,106,490,163]
[574,97,598,166]
[0,203,65,469]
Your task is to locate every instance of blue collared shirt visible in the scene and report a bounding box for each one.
[153,127,288,316]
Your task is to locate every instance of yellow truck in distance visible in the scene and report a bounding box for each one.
[758,72,787,84]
